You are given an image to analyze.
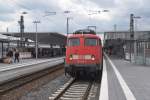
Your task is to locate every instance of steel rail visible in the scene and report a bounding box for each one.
[49,79,93,100]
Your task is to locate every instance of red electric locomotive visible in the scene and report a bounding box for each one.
[65,29,103,77]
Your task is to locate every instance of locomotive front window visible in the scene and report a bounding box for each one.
[68,38,80,46]
[85,38,97,46]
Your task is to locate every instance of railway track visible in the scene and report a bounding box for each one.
[0,64,64,100]
[49,78,99,100]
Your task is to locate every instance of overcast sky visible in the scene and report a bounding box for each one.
[0,0,150,34]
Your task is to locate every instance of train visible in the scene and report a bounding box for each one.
[65,29,103,78]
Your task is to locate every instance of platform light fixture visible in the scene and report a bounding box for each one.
[33,20,41,59]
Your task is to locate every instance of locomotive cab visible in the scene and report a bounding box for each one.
[65,29,103,77]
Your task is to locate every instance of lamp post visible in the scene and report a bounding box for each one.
[129,14,141,62]
[64,10,72,35]
[18,12,27,49]
[66,17,73,35]
[66,17,69,35]
[33,21,40,59]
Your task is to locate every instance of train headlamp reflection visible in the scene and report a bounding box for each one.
[91,55,95,60]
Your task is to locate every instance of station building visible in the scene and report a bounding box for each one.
[104,31,150,65]
[0,32,66,59]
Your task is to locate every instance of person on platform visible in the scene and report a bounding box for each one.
[6,49,13,63]
[14,49,20,63]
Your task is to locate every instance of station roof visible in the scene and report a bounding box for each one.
[3,32,67,45]
[0,34,10,42]
[0,34,8,39]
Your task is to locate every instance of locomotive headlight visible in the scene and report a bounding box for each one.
[69,55,73,60]
[91,55,95,60]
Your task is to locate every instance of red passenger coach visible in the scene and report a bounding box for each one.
[65,29,103,77]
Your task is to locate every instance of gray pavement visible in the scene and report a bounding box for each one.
[0,58,47,67]
[106,56,150,100]
[0,57,64,84]
[105,58,126,100]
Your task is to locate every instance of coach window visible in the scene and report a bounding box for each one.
[68,38,80,46]
[85,38,97,46]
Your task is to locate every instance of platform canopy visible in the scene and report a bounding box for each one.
[3,32,67,46]
[0,34,10,42]
[0,34,8,40]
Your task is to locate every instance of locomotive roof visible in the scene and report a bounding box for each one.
[68,34,101,39]
[73,29,96,35]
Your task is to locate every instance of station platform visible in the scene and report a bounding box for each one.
[100,54,150,100]
[0,57,64,84]
[0,58,48,68]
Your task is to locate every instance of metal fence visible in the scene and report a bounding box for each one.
[124,40,150,65]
